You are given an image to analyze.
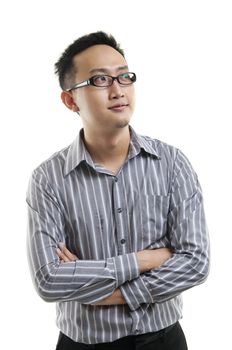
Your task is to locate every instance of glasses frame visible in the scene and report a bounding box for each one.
[66,72,136,92]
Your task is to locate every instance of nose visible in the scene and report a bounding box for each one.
[109,80,125,99]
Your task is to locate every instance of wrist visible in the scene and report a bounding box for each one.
[136,251,150,273]
[136,248,172,273]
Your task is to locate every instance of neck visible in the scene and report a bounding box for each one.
[83,126,131,168]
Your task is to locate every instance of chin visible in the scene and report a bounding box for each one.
[115,120,130,129]
[115,114,132,128]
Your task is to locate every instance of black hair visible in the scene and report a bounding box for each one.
[54,31,125,91]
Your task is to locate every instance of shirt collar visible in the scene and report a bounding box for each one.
[64,129,94,176]
[64,127,161,177]
[129,126,161,159]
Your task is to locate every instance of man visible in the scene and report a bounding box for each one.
[27,31,210,349]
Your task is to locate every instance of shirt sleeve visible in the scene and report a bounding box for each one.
[26,166,140,304]
[120,149,210,311]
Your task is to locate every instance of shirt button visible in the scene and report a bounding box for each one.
[117,208,123,213]
[135,329,140,334]
[114,177,118,182]
[120,239,126,244]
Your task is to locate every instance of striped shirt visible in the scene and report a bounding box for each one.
[26,127,210,344]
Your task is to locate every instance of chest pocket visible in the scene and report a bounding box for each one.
[138,194,170,245]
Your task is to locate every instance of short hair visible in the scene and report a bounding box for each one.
[54,31,125,91]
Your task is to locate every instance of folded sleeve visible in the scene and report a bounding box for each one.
[26,166,140,304]
[121,149,210,311]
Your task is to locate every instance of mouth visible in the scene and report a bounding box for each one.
[108,103,129,112]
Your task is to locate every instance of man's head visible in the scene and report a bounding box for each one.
[55,31,125,91]
[55,31,136,133]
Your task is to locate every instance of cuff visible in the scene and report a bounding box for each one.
[110,253,140,287]
[120,276,153,311]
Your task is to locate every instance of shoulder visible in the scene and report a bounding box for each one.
[142,134,178,157]
[138,133,180,168]
[30,144,71,179]
[139,133,196,178]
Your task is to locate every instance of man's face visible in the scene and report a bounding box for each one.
[70,45,136,133]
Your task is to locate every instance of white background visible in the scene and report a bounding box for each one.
[0,1,231,349]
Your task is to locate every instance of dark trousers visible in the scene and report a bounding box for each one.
[56,322,188,349]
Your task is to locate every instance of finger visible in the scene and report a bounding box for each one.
[56,248,70,262]
[58,243,78,261]
[56,247,63,259]
[63,247,78,261]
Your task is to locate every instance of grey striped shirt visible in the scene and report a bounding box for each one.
[26,127,210,344]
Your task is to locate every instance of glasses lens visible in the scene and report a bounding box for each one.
[90,73,136,87]
[118,72,136,85]
[92,75,112,87]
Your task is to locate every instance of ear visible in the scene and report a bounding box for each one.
[61,91,80,113]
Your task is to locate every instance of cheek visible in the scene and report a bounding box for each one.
[82,90,107,111]
[127,84,135,99]
[74,92,95,113]
[128,88,136,109]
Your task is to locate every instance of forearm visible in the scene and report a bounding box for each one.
[121,248,210,310]
[136,248,172,273]
[95,246,207,307]
[53,245,172,306]
[28,237,139,304]
[121,188,210,311]
[93,247,172,305]
[94,288,126,305]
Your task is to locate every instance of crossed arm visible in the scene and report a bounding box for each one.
[27,151,209,308]
[56,243,172,305]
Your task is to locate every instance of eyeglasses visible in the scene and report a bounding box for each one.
[66,72,136,92]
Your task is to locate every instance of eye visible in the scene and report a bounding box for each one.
[119,72,134,84]
[92,75,109,86]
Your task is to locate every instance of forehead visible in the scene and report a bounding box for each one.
[72,45,128,76]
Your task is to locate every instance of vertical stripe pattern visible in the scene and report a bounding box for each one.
[26,127,209,344]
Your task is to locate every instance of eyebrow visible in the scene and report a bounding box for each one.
[89,65,129,75]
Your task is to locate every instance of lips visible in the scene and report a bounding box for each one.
[108,103,129,111]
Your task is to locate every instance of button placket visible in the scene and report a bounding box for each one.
[112,175,128,254]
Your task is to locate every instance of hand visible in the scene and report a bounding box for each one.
[56,244,125,305]
[94,289,126,305]
[55,244,171,305]
[56,242,79,262]
[137,247,172,273]
[94,247,172,305]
